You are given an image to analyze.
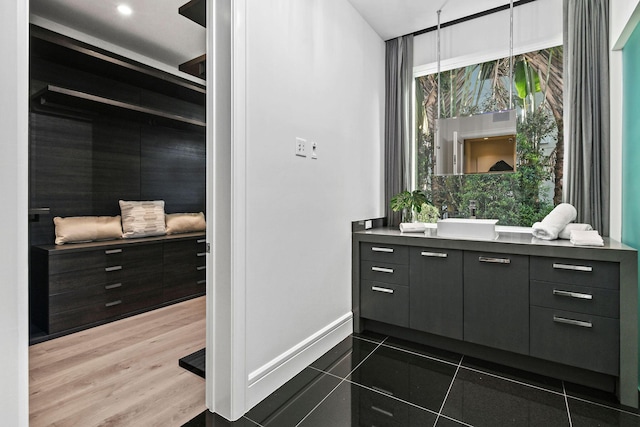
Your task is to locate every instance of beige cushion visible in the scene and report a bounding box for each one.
[119,200,166,238]
[54,216,123,245]
[165,212,206,235]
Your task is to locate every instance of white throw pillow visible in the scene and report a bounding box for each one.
[119,200,166,238]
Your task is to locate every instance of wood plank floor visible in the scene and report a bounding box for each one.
[30,296,206,427]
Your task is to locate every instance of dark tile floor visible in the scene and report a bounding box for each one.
[182,334,640,426]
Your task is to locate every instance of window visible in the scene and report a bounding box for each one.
[415,46,563,226]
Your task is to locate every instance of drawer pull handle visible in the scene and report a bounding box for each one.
[197,266,206,271]
[105,266,122,272]
[371,286,394,294]
[105,300,122,307]
[371,385,394,396]
[552,263,593,272]
[553,316,593,328]
[478,256,510,264]
[371,247,394,253]
[197,239,206,244]
[421,251,447,258]
[105,249,122,255]
[553,289,593,300]
[197,252,207,257]
[197,280,206,285]
[371,266,394,274]
[105,283,122,290]
[370,405,394,418]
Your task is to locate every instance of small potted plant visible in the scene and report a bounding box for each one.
[390,190,428,223]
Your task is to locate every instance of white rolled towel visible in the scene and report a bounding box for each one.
[558,223,593,240]
[531,203,577,240]
[399,222,427,233]
[570,230,604,246]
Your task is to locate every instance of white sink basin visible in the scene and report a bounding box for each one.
[437,218,499,240]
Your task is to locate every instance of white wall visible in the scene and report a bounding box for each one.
[610,0,640,240]
[239,0,384,411]
[0,0,29,426]
[413,0,562,73]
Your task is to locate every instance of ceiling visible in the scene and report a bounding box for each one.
[347,0,516,40]
[29,0,513,70]
[30,0,206,70]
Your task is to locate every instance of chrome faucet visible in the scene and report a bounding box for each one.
[469,200,477,219]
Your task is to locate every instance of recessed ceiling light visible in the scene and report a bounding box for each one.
[117,4,133,16]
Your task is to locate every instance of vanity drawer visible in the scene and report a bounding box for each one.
[530,280,619,318]
[360,243,408,264]
[530,257,619,289]
[361,280,409,327]
[361,261,409,285]
[530,306,619,375]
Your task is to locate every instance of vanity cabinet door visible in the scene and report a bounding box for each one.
[409,248,463,340]
[463,251,529,355]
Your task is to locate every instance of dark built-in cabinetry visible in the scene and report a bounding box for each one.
[29,25,207,342]
[353,228,638,408]
[31,233,206,336]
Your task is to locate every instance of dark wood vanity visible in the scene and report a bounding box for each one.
[353,227,638,408]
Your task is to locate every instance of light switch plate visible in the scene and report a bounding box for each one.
[295,137,306,157]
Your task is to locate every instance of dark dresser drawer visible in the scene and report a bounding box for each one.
[49,300,125,333]
[530,257,619,289]
[360,242,408,264]
[361,280,409,327]
[530,280,619,318]
[361,261,409,285]
[530,306,619,375]
[48,247,124,274]
[49,266,125,293]
[49,282,124,314]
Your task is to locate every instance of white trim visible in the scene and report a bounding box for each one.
[613,2,640,50]
[205,0,215,412]
[246,313,353,410]
[413,36,563,78]
[230,0,248,420]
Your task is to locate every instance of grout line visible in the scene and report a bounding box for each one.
[345,379,440,417]
[433,354,464,427]
[352,334,387,345]
[461,364,566,397]
[563,382,573,427]
[380,342,461,368]
[242,415,264,427]
[565,394,640,418]
[293,337,388,426]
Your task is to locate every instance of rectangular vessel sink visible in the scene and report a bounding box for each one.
[437,218,499,240]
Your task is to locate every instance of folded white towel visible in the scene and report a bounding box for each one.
[531,203,577,240]
[570,230,604,246]
[558,223,593,240]
[399,222,427,233]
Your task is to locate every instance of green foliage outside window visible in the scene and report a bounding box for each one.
[415,47,563,226]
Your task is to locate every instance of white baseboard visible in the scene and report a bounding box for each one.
[245,312,353,410]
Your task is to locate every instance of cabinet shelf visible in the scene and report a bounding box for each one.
[180,54,206,80]
[179,0,206,27]
[32,85,206,131]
